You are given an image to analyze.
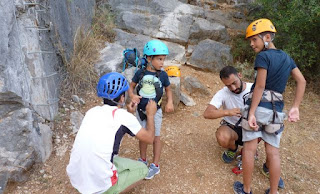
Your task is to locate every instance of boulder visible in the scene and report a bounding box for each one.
[182,76,210,96]
[188,39,233,72]
[180,92,196,106]
[189,17,229,44]
[95,42,125,75]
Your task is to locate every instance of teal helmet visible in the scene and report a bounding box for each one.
[143,40,169,56]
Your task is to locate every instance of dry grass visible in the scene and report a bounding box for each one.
[59,3,117,97]
[60,27,100,96]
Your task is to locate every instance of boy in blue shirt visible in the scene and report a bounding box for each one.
[233,19,306,194]
[128,40,174,179]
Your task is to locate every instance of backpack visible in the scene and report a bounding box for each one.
[122,48,148,72]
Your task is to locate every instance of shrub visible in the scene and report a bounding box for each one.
[248,0,320,80]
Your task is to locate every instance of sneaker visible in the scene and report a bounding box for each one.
[145,163,160,180]
[233,181,252,194]
[138,158,148,166]
[222,149,237,163]
[262,163,285,189]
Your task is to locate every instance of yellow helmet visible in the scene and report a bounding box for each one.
[246,18,276,38]
[165,66,181,77]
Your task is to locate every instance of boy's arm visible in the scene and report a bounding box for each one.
[128,82,141,104]
[164,85,174,112]
[248,67,267,130]
[203,104,240,119]
[288,67,306,122]
[135,100,157,144]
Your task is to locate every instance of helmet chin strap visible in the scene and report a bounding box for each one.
[149,56,156,70]
[107,95,126,108]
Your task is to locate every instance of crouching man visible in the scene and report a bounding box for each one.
[67,72,157,194]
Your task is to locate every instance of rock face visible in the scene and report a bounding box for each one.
[0,0,95,188]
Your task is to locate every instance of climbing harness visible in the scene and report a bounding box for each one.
[136,68,163,121]
[241,90,286,135]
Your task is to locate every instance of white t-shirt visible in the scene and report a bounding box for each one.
[209,83,253,125]
[66,105,142,194]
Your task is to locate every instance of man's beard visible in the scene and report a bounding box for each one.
[232,80,243,94]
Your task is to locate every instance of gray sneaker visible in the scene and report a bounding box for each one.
[145,163,160,179]
[138,158,148,166]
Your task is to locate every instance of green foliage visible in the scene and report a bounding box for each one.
[248,0,320,79]
[231,34,255,64]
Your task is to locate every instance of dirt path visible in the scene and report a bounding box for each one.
[5,65,320,193]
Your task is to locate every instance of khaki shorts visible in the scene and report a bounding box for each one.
[104,156,148,194]
[242,127,283,148]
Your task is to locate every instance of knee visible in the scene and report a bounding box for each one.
[243,140,258,155]
[216,130,230,148]
[265,146,280,159]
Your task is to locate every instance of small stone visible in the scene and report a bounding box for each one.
[71,95,80,103]
[54,138,61,144]
[40,170,45,174]
[79,98,85,105]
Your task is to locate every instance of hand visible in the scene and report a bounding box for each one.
[248,114,259,131]
[165,102,174,113]
[288,107,300,122]
[126,101,137,114]
[146,100,157,117]
[228,108,241,117]
[131,95,142,105]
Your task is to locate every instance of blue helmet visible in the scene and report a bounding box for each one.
[143,40,169,56]
[97,72,129,99]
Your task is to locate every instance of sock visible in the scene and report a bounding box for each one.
[141,158,146,161]
[154,163,159,167]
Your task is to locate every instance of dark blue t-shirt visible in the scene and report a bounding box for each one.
[132,69,170,110]
[250,49,297,111]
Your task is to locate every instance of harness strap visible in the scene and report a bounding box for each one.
[136,69,162,104]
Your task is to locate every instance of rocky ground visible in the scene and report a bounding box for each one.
[5,65,320,194]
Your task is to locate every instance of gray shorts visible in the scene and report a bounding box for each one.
[136,108,162,136]
[242,127,283,148]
